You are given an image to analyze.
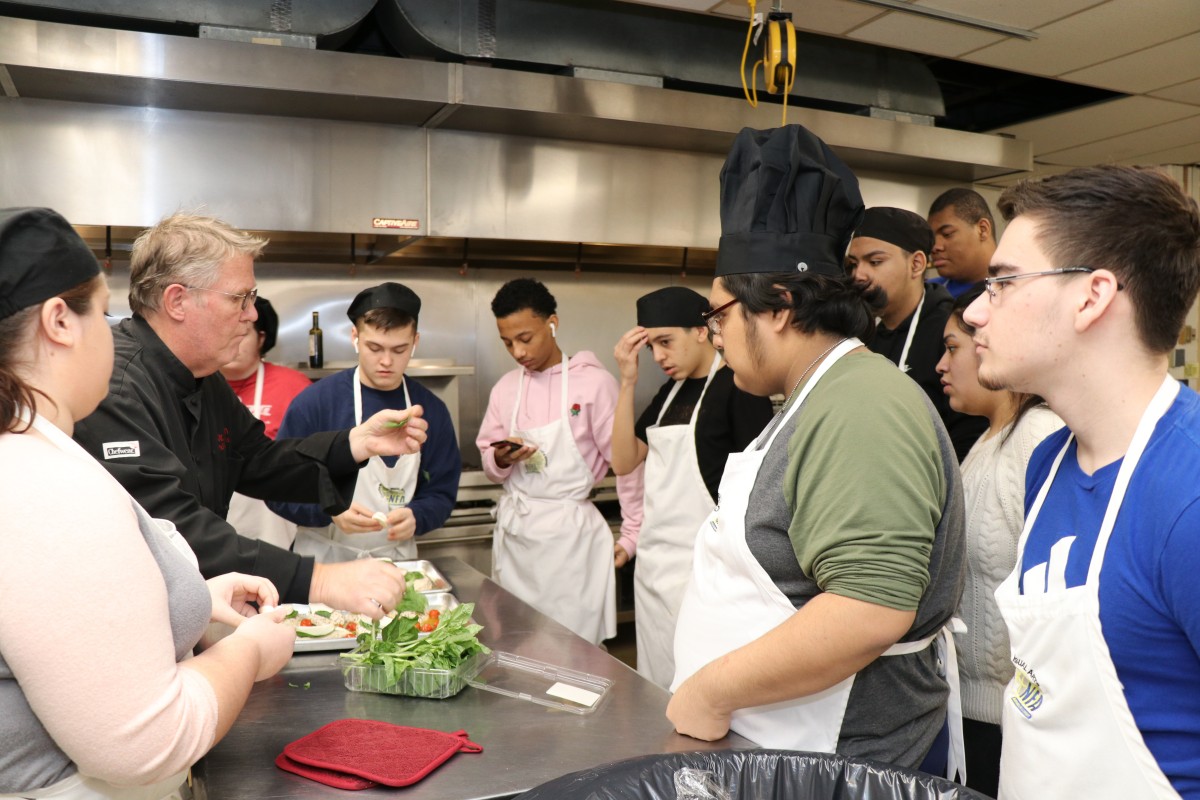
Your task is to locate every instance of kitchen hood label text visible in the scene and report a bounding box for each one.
[372,217,420,230]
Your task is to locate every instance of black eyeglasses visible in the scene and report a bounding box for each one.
[184,285,259,311]
[982,267,1123,304]
[702,298,739,336]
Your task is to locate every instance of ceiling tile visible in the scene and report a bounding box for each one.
[964,0,1200,78]
[1062,32,1200,93]
[1038,114,1200,166]
[848,11,1004,58]
[1150,77,1200,107]
[789,0,892,35]
[990,97,1200,156]
[909,0,1103,31]
[1129,141,1200,166]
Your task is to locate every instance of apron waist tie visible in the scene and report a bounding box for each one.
[881,618,967,784]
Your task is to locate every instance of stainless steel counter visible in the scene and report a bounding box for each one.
[192,558,754,799]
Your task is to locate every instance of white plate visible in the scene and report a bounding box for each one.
[285,603,365,653]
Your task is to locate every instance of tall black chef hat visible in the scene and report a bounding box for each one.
[855,207,935,257]
[716,125,864,277]
[346,281,422,325]
[636,287,708,328]
[0,207,100,321]
[253,296,279,355]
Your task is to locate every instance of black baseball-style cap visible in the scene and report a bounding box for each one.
[0,207,99,320]
[854,207,935,256]
[636,287,709,328]
[346,282,422,324]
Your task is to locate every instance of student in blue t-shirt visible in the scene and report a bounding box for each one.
[960,165,1200,799]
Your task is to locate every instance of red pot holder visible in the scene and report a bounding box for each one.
[277,719,483,789]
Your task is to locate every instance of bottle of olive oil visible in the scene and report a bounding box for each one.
[308,311,324,368]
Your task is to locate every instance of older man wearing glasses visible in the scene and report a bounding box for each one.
[961,166,1200,800]
[73,212,428,619]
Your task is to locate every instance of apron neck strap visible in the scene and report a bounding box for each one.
[656,351,723,426]
[1018,375,1180,583]
[757,338,860,453]
[898,290,925,373]
[354,367,410,427]
[510,354,571,434]
[251,360,265,418]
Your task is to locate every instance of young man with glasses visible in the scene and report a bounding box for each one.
[73,213,426,619]
[667,125,967,780]
[961,166,1200,799]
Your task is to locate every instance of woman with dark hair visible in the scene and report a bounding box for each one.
[935,287,1062,797]
[0,208,294,799]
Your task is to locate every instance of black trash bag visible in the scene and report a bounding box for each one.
[515,750,993,800]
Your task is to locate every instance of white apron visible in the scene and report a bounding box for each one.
[492,355,617,645]
[996,376,1181,800]
[672,339,964,777]
[294,370,421,563]
[11,414,193,800]
[225,363,299,550]
[634,354,722,688]
[897,290,925,374]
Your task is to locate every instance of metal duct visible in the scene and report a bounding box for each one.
[375,0,945,119]
[0,0,375,47]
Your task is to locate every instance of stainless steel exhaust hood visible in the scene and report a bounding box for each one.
[0,15,1031,249]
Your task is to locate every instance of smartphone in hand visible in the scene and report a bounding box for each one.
[490,440,522,451]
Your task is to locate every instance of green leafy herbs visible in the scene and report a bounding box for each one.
[395,584,428,616]
[288,682,312,690]
[340,602,489,690]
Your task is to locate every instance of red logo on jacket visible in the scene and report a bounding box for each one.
[217,427,231,451]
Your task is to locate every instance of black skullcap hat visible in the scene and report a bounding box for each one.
[716,125,864,277]
[855,207,934,256]
[253,296,279,355]
[0,207,99,320]
[636,287,708,328]
[347,282,421,325]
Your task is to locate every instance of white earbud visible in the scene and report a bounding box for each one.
[353,340,360,354]
[550,322,557,338]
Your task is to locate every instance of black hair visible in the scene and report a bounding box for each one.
[929,188,996,242]
[253,296,279,355]
[491,278,558,319]
[721,271,885,344]
[948,286,1045,446]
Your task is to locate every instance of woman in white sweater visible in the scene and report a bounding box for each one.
[0,208,295,799]
[935,287,1062,797]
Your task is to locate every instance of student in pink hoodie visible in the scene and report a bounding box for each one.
[476,278,642,645]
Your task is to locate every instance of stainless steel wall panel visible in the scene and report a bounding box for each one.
[429,130,722,247]
[0,97,428,234]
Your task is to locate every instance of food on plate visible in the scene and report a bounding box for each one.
[282,605,366,639]
[404,570,445,592]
